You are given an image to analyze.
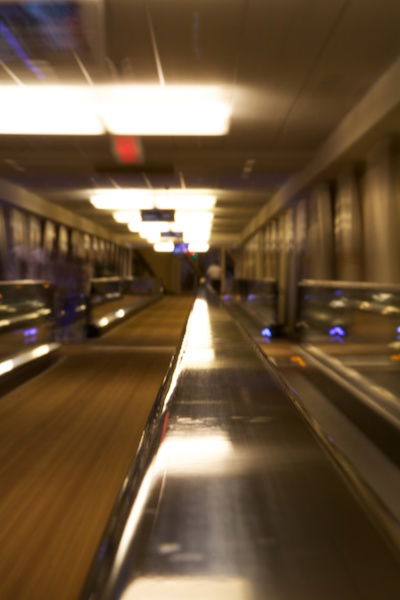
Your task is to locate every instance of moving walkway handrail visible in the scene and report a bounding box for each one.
[80,294,193,600]
[0,280,54,332]
[82,289,400,599]
[90,277,122,283]
[300,279,400,291]
[302,344,400,430]
[0,279,51,286]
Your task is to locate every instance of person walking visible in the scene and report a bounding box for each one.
[206,262,222,293]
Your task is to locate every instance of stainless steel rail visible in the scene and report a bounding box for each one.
[0,280,51,286]
[300,279,400,291]
[90,277,122,283]
[302,344,400,429]
[82,288,400,600]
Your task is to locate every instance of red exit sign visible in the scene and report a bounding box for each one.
[112,136,143,164]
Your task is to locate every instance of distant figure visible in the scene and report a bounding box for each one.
[206,262,222,294]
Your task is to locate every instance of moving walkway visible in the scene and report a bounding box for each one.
[83,289,400,600]
[0,286,398,599]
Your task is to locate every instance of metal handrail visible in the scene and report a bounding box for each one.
[0,280,51,286]
[80,293,194,599]
[300,279,400,291]
[235,277,277,283]
[90,277,122,283]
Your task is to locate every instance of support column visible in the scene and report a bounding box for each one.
[335,168,363,281]
[294,199,308,282]
[270,220,278,280]
[286,200,307,330]
[263,225,270,278]
[247,237,255,278]
[363,140,400,283]
[242,243,248,278]
[126,247,133,277]
[122,248,129,277]
[305,183,334,280]
[255,229,264,279]
[249,235,256,278]
[277,209,295,325]
[235,247,243,278]
[220,247,226,293]
[0,205,8,279]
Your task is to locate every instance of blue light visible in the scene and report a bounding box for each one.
[261,327,272,338]
[23,328,38,337]
[329,326,346,337]
[0,23,45,79]
[173,243,189,255]
[397,326,400,335]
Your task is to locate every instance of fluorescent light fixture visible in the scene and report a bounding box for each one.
[0,85,230,136]
[183,222,212,233]
[0,85,104,135]
[98,85,231,135]
[183,232,211,243]
[143,232,161,243]
[91,192,154,210]
[154,241,174,252]
[127,222,141,233]
[155,194,216,211]
[138,222,173,236]
[113,211,141,223]
[175,211,213,226]
[188,242,209,253]
[181,219,213,234]
[91,190,216,211]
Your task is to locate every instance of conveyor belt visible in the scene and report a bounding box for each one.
[97,296,192,347]
[90,294,153,321]
[0,295,193,600]
[0,295,158,362]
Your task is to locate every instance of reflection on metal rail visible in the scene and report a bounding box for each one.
[300,279,400,291]
[81,293,192,599]
[82,287,400,599]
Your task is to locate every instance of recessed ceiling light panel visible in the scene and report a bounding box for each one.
[0,85,104,135]
[90,189,216,211]
[0,84,231,136]
[99,85,231,136]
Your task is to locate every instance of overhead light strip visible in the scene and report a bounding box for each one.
[0,86,103,135]
[91,190,216,211]
[99,85,230,135]
[91,189,215,244]
[0,85,231,136]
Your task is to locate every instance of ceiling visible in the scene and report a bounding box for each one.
[1,0,400,245]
